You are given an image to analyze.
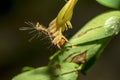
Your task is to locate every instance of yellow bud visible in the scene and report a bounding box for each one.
[56,0,78,27]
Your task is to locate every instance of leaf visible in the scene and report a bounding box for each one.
[12,63,79,80]
[66,11,120,46]
[22,66,35,72]
[50,11,120,74]
[12,66,50,80]
[96,0,120,9]
[67,11,120,74]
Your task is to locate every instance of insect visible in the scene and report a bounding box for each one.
[19,21,67,48]
[47,18,69,48]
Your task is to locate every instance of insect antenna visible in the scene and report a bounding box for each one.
[28,30,37,34]
[25,21,35,27]
[19,26,34,31]
[28,32,39,42]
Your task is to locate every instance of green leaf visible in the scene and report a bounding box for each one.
[66,11,120,46]
[22,66,35,72]
[49,63,79,80]
[12,66,50,80]
[67,11,120,74]
[96,0,120,9]
[12,63,79,80]
[50,11,120,74]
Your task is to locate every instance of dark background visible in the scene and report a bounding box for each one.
[0,0,120,80]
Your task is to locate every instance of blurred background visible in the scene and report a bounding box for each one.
[0,0,120,80]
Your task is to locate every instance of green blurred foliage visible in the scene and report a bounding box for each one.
[96,0,120,9]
